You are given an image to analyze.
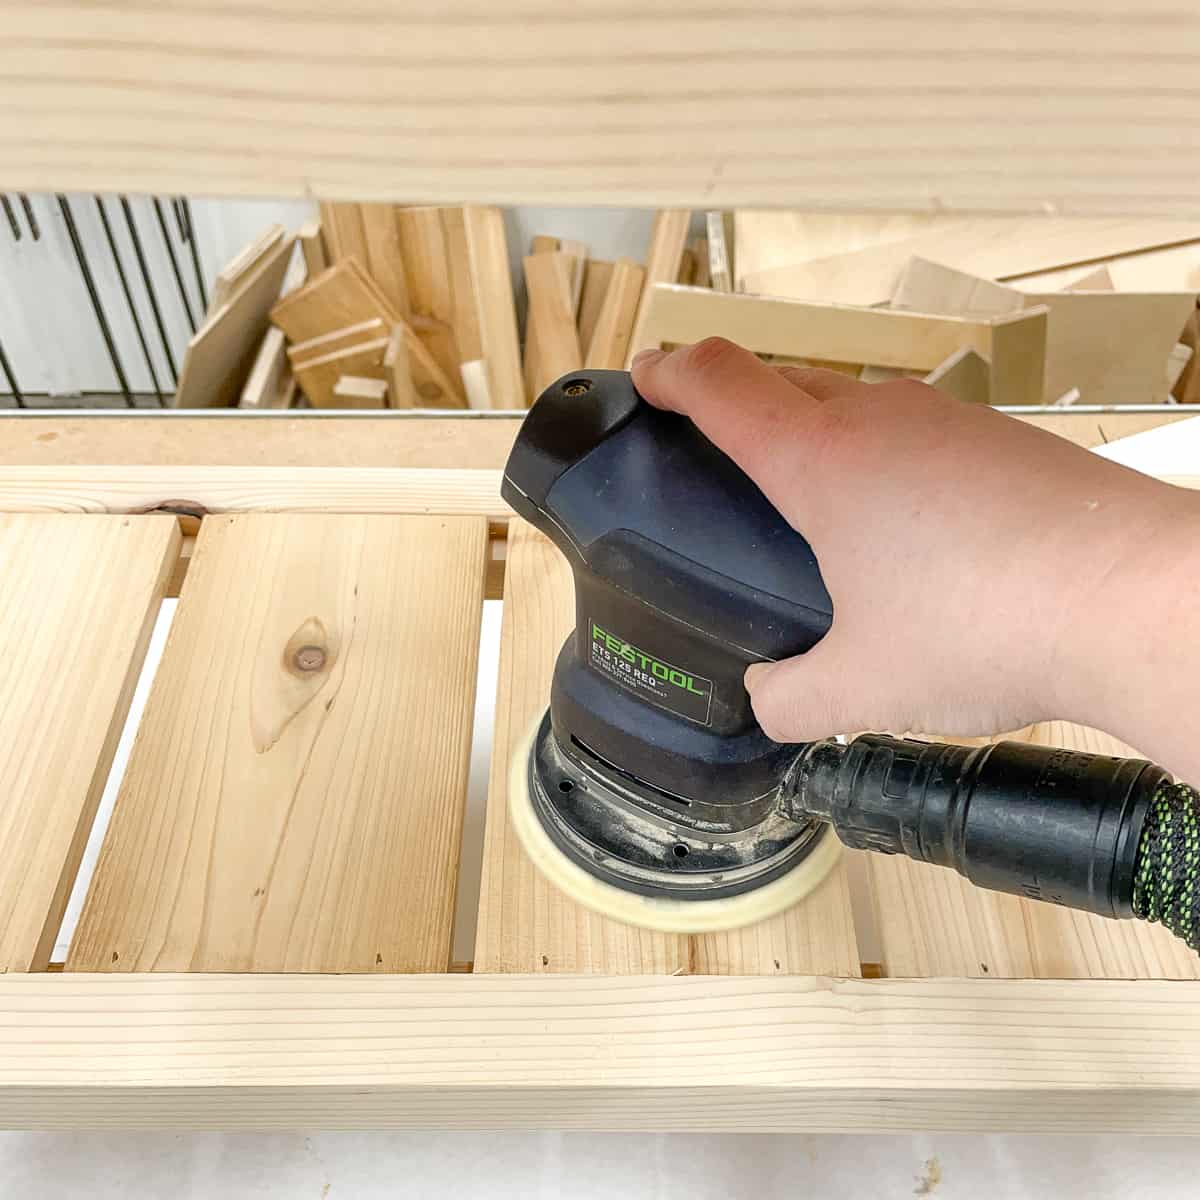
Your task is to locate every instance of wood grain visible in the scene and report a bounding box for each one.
[3,974,1200,1130]
[577,260,615,353]
[174,236,295,407]
[473,523,860,976]
[625,210,691,363]
[67,513,487,972]
[271,260,392,345]
[0,514,179,971]
[0,466,506,518]
[208,225,285,315]
[584,259,646,370]
[742,219,1200,306]
[4,408,1183,473]
[464,206,525,410]
[522,253,582,399]
[473,522,689,973]
[639,284,1048,403]
[238,327,291,410]
[358,203,411,318]
[893,258,1194,404]
[866,723,1200,980]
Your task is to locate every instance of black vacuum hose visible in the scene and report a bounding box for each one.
[787,734,1200,952]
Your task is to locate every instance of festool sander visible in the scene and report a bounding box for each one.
[501,370,1200,948]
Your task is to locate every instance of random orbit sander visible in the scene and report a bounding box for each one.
[501,369,1200,947]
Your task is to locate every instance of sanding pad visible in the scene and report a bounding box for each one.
[507,719,841,934]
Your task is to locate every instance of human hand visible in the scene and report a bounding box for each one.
[631,338,1200,773]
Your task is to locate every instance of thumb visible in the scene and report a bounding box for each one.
[632,338,842,528]
[745,632,881,743]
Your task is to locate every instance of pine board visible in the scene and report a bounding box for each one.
[0,514,179,971]
[473,522,860,976]
[67,512,488,973]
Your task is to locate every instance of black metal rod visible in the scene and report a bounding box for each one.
[0,336,24,408]
[153,196,197,332]
[121,195,178,386]
[1,195,19,241]
[18,194,39,241]
[95,196,164,407]
[57,193,135,408]
[180,196,208,311]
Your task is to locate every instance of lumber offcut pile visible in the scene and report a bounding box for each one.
[177,204,713,409]
[679,211,1200,407]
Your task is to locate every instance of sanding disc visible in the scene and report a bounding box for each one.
[507,719,841,934]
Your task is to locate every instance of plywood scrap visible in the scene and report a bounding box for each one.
[689,236,710,289]
[460,359,490,410]
[626,209,691,364]
[318,200,369,267]
[67,513,488,974]
[358,203,410,318]
[440,206,482,362]
[707,211,733,292]
[297,220,328,280]
[288,318,386,365]
[733,210,962,291]
[742,219,1200,306]
[577,260,615,352]
[383,324,414,409]
[891,257,1194,405]
[558,238,588,312]
[271,259,390,344]
[1012,242,1200,293]
[584,258,646,370]
[208,224,285,314]
[464,205,524,410]
[238,326,291,409]
[637,284,1047,405]
[174,234,295,407]
[333,375,388,408]
[291,336,389,408]
[395,206,460,381]
[523,252,581,399]
[923,347,990,406]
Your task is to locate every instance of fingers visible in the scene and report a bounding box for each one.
[632,339,856,523]
[745,634,881,743]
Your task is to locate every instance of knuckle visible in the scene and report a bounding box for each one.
[680,336,745,376]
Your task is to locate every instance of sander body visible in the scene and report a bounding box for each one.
[501,370,1182,937]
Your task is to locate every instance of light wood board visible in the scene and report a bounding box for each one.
[3,974,1200,1130]
[208,224,285,315]
[67,512,487,972]
[5,409,1190,472]
[625,209,690,364]
[473,522,860,976]
[238,326,291,410]
[0,514,178,971]
[866,723,1200,980]
[741,219,1200,306]
[638,284,1048,404]
[11,3,1200,215]
[522,253,582,399]
[464,206,525,409]
[893,257,1194,403]
[584,259,646,370]
[173,235,295,407]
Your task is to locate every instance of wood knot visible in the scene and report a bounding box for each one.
[282,617,335,681]
[293,644,326,673]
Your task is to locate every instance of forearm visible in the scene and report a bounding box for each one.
[1065,479,1200,783]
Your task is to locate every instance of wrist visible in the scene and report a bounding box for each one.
[1057,479,1200,772]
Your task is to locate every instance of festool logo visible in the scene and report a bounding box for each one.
[590,623,709,696]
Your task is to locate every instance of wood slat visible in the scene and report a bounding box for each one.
[2,974,1200,1131]
[0,410,1195,471]
[67,512,487,972]
[867,722,1200,980]
[473,522,689,973]
[473,522,860,976]
[0,514,179,971]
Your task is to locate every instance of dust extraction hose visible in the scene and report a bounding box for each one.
[786,735,1200,952]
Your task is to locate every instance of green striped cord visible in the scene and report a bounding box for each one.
[1132,780,1200,952]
